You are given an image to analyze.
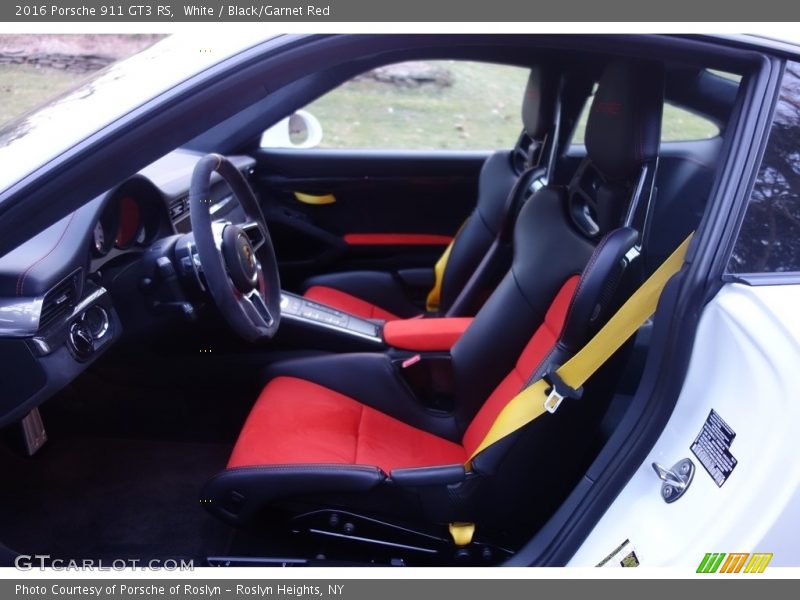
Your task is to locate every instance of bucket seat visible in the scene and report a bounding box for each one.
[302,65,560,320]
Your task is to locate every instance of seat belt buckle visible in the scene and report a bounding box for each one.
[542,369,583,414]
[543,387,566,414]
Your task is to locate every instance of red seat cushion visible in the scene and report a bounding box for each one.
[303,286,402,322]
[231,276,579,474]
[228,377,467,474]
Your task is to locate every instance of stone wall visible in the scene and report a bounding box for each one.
[0,51,114,73]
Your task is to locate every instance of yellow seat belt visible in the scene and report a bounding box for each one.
[467,233,694,466]
[426,221,468,313]
[426,239,455,312]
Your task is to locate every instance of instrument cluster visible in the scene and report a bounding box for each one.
[91,176,166,258]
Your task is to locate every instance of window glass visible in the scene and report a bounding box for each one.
[729,62,800,274]
[266,61,531,151]
[708,69,743,84]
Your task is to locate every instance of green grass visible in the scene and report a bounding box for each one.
[0,63,85,127]
[306,61,531,150]
[660,104,720,141]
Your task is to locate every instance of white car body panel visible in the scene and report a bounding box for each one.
[569,282,800,567]
[0,33,271,193]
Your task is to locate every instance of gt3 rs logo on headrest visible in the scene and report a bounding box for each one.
[593,101,622,115]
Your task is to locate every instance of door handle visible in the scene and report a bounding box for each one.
[294,191,336,205]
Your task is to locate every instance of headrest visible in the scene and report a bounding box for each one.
[585,60,664,181]
[521,65,559,140]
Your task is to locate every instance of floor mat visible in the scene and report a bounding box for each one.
[0,437,233,560]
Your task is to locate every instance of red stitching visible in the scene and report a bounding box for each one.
[16,212,76,296]
[564,232,612,326]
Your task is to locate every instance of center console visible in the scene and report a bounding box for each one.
[279,292,384,349]
[278,293,475,415]
[279,292,475,354]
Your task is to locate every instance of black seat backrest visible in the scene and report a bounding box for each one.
[644,138,721,275]
[448,60,664,527]
[436,66,559,314]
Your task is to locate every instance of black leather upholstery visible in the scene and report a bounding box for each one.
[203,464,384,523]
[391,464,466,487]
[644,140,720,275]
[450,186,595,433]
[461,226,637,530]
[585,61,664,181]
[565,60,664,242]
[522,65,559,140]
[558,227,639,352]
[437,151,519,312]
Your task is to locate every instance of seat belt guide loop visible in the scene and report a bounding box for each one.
[449,522,476,547]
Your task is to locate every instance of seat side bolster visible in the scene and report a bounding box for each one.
[201,464,384,524]
[390,464,466,487]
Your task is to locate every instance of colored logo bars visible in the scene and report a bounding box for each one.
[697,553,773,573]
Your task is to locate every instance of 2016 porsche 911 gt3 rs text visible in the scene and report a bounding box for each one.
[0,33,798,568]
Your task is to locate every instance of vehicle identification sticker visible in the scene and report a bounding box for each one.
[691,409,738,487]
[597,539,640,568]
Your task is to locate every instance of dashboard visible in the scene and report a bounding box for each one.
[0,150,256,427]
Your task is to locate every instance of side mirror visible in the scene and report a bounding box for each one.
[259,110,323,149]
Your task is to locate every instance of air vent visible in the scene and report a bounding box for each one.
[39,273,79,331]
[169,195,189,221]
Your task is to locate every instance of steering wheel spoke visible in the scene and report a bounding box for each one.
[239,289,275,330]
[241,220,267,251]
[190,154,281,342]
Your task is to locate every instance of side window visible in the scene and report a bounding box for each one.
[571,99,720,144]
[661,104,721,141]
[728,62,800,274]
[261,61,531,151]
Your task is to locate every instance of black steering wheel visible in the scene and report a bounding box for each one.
[189,154,281,342]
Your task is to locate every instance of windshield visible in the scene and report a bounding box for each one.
[0,33,269,194]
[0,35,166,128]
